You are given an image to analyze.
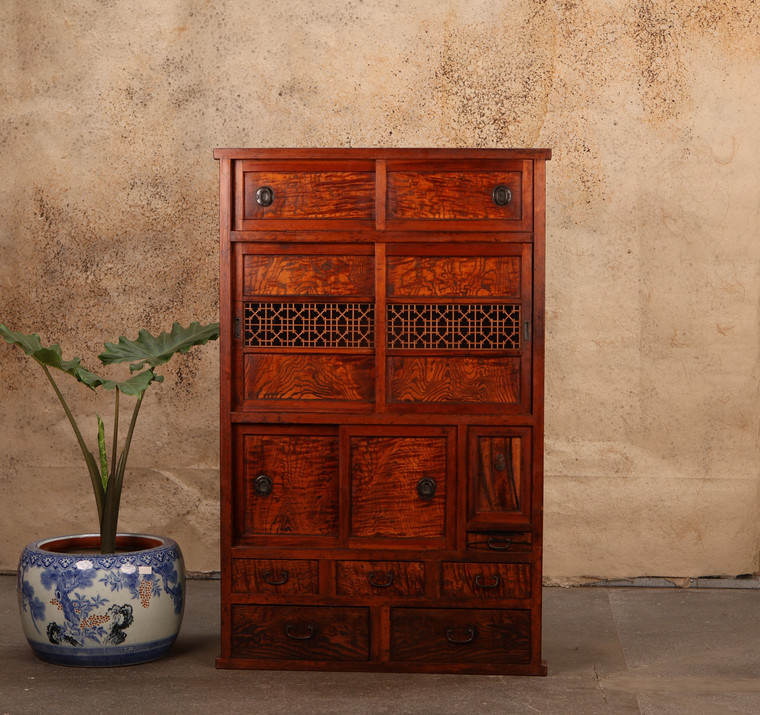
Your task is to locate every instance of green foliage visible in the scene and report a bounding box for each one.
[0,321,220,553]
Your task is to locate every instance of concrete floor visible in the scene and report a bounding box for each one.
[1,575,759,715]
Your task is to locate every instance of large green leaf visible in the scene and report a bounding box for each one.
[0,324,159,394]
[98,321,220,373]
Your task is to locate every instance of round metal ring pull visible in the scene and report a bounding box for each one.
[492,184,512,207]
[416,477,437,500]
[256,185,274,207]
[254,474,273,497]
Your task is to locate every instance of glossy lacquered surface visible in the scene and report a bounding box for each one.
[216,148,550,674]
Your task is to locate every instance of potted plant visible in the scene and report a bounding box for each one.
[1,321,219,666]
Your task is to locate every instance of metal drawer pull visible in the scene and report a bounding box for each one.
[263,570,289,586]
[474,573,500,589]
[417,477,437,500]
[446,627,476,644]
[254,474,273,497]
[486,536,512,551]
[256,185,274,207]
[492,184,512,206]
[368,571,394,588]
[285,624,315,640]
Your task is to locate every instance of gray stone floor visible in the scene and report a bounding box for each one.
[1,575,759,714]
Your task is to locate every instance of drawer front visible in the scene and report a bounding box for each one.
[242,168,375,221]
[231,559,319,595]
[349,432,450,541]
[466,532,532,553]
[231,605,369,661]
[336,561,425,597]
[240,432,339,537]
[385,161,532,231]
[389,608,531,664]
[441,562,531,599]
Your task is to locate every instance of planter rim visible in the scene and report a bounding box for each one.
[29,533,177,557]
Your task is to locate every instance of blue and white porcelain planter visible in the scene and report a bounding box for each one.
[17,533,185,667]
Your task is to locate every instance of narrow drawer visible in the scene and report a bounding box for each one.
[466,532,532,553]
[385,160,531,231]
[242,165,375,221]
[389,608,530,664]
[441,562,531,599]
[231,605,370,661]
[336,561,425,597]
[231,559,319,595]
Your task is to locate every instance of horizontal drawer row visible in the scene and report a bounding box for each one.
[231,557,532,599]
[235,159,533,231]
[231,604,531,665]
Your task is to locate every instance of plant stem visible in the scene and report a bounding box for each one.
[111,389,120,479]
[41,365,105,523]
[100,391,144,554]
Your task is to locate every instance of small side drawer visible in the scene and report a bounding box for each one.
[466,531,532,553]
[441,562,531,599]
[336,561,425,597]
[389,608,530,664]
[231,559,319,595]
[231,605,370,661]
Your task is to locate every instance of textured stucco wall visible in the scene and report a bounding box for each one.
[1,1,758,578]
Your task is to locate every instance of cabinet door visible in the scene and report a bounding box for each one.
[385,243,532,414]
[346,427,454,548]
[468,427,532,527]
[236,243,376,412]
[235,427,340,543]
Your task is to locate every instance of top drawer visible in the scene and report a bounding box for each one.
[384,159,533,232]
[237,160,376,229]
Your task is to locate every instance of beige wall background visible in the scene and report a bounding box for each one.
[1,0,758,580]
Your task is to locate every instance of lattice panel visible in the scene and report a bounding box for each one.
[387,303,520,350]
[244,302,374,348]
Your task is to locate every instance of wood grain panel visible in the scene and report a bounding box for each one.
[232,559,319,595]
[243,434,339,536]
[476,436,523,513]
[441,563,531,599]
[388,357,520,404]
[387,171,522,221]
[389,608,531,663]
[387,256,520,297]
[335,561,425,597]
[244,354,374,402]
[243,171,375,219]
[350,436,447,539]
[231,605,369,661]
[243,254,375,296]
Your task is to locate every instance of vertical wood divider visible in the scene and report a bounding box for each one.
[375,242,387,413]
[375,159,386,231]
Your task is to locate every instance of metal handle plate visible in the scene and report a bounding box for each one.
[445,627,476,644]
[368,571,394,589]
[263,570,289,586]
[285,624,315,640]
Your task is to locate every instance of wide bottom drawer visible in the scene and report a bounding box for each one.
[389,608,531,664]
[231,605,370,661]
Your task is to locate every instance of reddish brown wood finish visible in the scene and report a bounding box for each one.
[216,148,550,675]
